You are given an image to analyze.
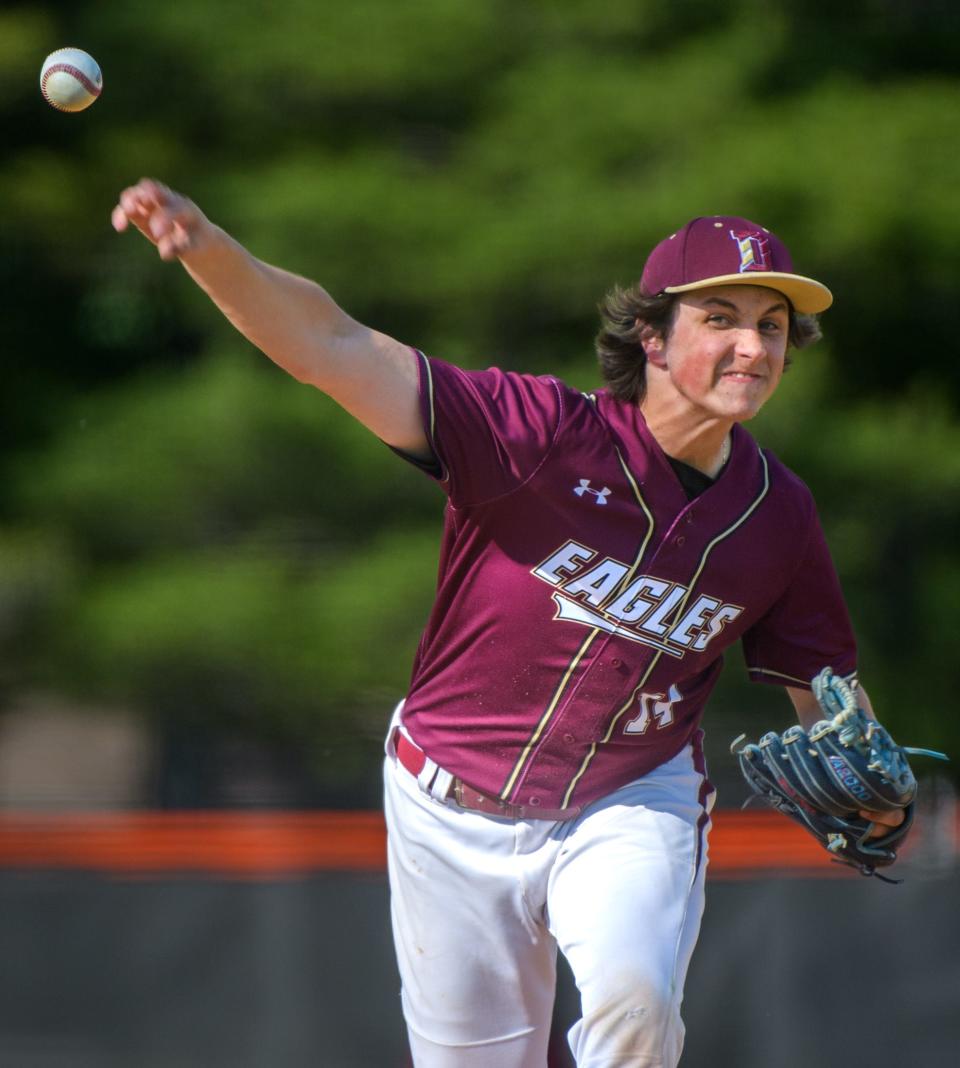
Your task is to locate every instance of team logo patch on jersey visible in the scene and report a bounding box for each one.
[729,229,772,273]
[573,479,611,504]
[532,538,744,658]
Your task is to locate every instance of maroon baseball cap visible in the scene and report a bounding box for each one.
[640,215,833,314]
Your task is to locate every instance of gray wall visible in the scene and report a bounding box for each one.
[2,865,958,1067]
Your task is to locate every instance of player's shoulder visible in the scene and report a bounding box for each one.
[427,354,563,398]
[425,354,599,426]
[569,383,643,428]
[753,439,819,519]
[757,443,813,492]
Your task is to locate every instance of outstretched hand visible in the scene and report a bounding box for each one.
[111,178,211,261]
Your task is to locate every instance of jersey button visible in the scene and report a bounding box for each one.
[675,535,686,546]
[610,657,622,668]
[563,733,575,744]
[528,796,541,807]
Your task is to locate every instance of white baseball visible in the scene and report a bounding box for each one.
[40,47,103,112]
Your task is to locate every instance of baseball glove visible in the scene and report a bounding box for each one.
[731,668,947,880]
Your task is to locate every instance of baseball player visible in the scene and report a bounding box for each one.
[112,182,903,1067]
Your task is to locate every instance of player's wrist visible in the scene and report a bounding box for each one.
[176,220,234,269]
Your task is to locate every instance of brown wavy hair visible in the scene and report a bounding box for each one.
[594,283,822,404]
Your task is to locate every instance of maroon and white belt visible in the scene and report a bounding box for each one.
[393,729,582,822]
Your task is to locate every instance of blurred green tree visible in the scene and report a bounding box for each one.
[1,0,956,795]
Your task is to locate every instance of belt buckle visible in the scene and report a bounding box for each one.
[453,778,508,816]
[451,778,582,821]
[453,778,484,809]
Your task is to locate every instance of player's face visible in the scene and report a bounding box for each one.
[652,285,790,422]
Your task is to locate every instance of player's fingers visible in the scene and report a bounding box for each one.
[154,218,199,261]
[110,204,130,232]
[114,178,210,262]
[160,223,190,260]
[118,180,163,216]
[148,210,175,241]
[151,210,200,256]
[860,808,905,837]
[113,187,159,239]
[172,220,197,252]
[114,179,201,256]
[123,177,170,208]
[156,233,180,262]
[115,178,178,225]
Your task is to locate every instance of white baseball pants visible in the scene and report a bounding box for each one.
[383,721,714,1068]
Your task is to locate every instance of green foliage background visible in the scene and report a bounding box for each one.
[1,0,958,798]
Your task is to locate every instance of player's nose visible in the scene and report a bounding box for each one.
[733,328,767,361]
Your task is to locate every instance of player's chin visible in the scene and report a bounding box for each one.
[712,395,771,423]
[714,379,777,420]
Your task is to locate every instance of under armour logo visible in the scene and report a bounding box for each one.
[574,479,611,504]
[729,229,772,273]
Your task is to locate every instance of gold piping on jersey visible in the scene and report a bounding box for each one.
[499,630,599,801]
[749,665,859,688]
[669,450,770,620]
[611,445,656,589]
[560,450,772,808]
[561,652,664,808]
[748,666,810,686]
[500,444,657,803]
[419,353,446,479]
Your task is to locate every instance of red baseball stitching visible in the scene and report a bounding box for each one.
[41,60,102,110]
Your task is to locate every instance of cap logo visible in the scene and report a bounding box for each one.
[729,230,772,273]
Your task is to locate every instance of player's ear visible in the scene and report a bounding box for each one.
[639,324,667,367]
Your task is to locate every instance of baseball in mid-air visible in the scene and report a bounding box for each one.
[40,47,102,112]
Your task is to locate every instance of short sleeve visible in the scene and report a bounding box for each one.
[741,504,857,689]
[404,353,565,506]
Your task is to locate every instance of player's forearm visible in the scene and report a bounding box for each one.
[179,230,427,453]
[178,225,364,389]
[113,176,373,391]
[113,178,427,454]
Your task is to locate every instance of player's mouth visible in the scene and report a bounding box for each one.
[720,371,763,383]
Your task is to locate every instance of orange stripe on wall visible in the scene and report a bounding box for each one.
[0,807,948,878]
[708,811,850,879]
[0,811,387,877]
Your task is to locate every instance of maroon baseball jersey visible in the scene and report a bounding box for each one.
[396,352,857,809]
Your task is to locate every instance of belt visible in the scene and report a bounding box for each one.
[393,729,582,821]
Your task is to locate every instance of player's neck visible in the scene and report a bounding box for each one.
[639,402,732,479]
[668,432,731,479]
